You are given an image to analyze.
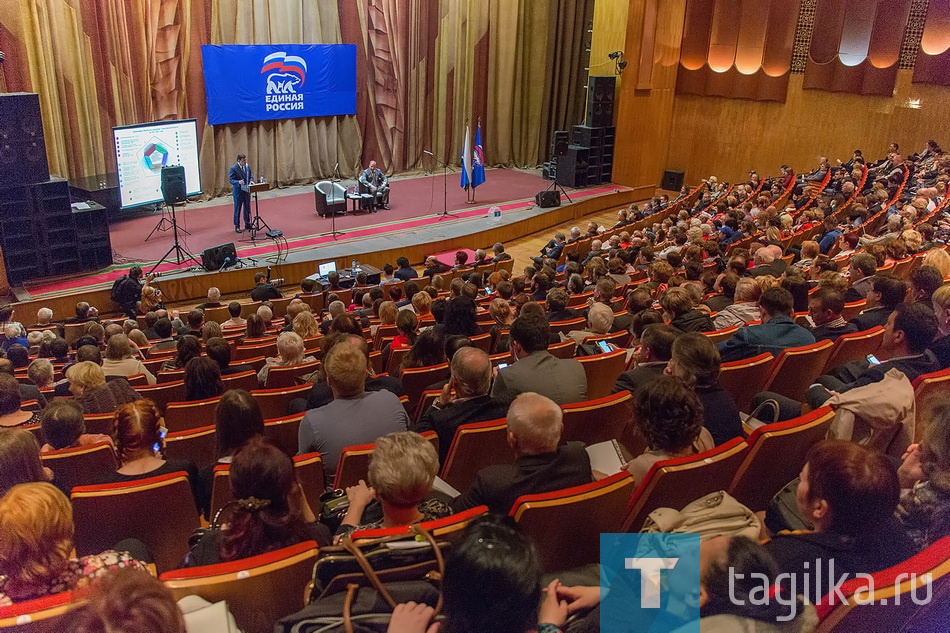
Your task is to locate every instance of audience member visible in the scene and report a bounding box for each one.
[717,288,815,362]
[848,275,905,331]
[0,428,51,496]
[39,400,111,453]
[612,324,679,394]
[712,278,762,329]
[491,313,587,405]
[102,334,156,384]
[807,287,857,342]
[257,331,316,387]
[452,392,592,513]
[183,356,224,401]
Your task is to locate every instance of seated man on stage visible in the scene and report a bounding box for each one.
[359,160,390,210]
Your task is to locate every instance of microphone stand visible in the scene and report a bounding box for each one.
[318,161,346,240]
[425,151,459,221]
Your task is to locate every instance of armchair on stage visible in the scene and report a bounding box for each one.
[313,181,346,217]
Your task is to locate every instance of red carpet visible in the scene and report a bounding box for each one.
[25,169,625,300]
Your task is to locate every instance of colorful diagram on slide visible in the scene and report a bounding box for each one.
[141,138,170,171]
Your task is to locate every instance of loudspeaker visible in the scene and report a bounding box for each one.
[556,146,589,188]
[661,169,685,191]
[201,242,237,272]
[535,190,561,208]
[586,76,617,127]
[551,130,569,157]
[160,165,187,205]
[0,93,49,186]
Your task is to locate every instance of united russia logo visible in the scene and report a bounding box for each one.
[262,52,307,111]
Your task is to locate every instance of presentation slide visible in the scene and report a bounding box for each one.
[113,119,201,209]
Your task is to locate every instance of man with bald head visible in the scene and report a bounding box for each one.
[748,247,785,278]
[451,392,592,513]
[412,347,507,464]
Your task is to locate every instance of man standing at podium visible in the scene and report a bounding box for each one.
[229,153,253,233]
[359,160,390,210]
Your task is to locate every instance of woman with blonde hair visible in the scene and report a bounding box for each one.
[901,229,924,254]
[102,333,156,385]
[200,320,222,343]
[488,297,514,354]
[370,300,398,337]
[257,331,316,387]
[334,431,451,541]
[923,248,950,278]
[292,310,321,339]
[411,291,433,322]
[0,482,147,605]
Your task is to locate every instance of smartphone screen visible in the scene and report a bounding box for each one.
[597,340,611,353]
[497,363,508,370]
[867,354,881,365]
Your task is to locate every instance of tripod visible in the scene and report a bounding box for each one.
[544,158,573,204]
[425,151,459,221]
[148,203,197,273]
[145,202,190,241]
[318,163,346,240]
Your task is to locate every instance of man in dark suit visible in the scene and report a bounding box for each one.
[848,276,905,331]
[394,256,418,282]
[533,232,566,268]
[490,313,587,406]
[612,324,679,394]
[808,288,857,342]
[411,347,507,464]
[422,256,451,278]
[228,153,252,233]
[544,288,578,323]
[358,160,389,210]
[250,271,282,302]
[843,254,877,303]
[451,392,593,514]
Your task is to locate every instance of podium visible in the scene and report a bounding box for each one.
[242,181,272,242]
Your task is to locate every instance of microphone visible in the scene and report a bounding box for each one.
[218,256,231,272]
[423,150,434,156]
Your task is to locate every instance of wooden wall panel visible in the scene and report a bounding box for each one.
[589,0,630,84]
[665,71,950,184]
[611,0,687,189]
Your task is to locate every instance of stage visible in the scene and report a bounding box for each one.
[19,168,644,317]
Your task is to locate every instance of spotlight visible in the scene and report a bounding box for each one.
[608,51,622,60]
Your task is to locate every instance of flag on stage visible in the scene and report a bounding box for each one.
[460,124,472,190]
[472,124,486,189]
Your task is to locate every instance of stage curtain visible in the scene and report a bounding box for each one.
[0,0,209,184]
[0,0,588,196]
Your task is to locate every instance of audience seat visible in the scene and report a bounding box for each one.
[335,431,438,490]
[439,419,510,492]
[577,349,629,400]
[548,318,587,337]
[40,442,117,493]
[585,330,630,348]
[385,347,411,376]
[160,541,319,633]
[125,373,148,387]
[469,332,492,353]
[840,300,867,322]
[250,384,313,420]
[351,505,488,542]
[157,368,185,384]
[221,369,259,392]
[82,413,115,436]
[560,391,633,446]
[264,360,321,389]
[71,472,200,573]
[703,325,739,345]
[413,389,441,422]
[164,396,221,432]
[547,339,577,360]
[0,590,83,632]
[814,535,950,633]
[210,452,324,520]
[621,438,749,532]
[235,342,278,361]
[299,294,326,314]
[400,363,450,411]
[760,340,835,403]
[239,301,263,319]
[728,406,835,512]
[202,305,231,324]
[821,326,884,374]
[63,322,86,346]
[164,424,217,471]
[263,413,306,456]
[510,472,636,573]
[135,380,187,413]
[911,368,950,442]
[269,297,294,319]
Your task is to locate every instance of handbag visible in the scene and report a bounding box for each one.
[740,398,781,434]
[764,478,812,534]
[641,490,761,540]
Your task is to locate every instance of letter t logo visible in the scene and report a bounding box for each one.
[625,557,680,608]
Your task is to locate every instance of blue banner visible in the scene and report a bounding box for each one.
[201,44,357,125]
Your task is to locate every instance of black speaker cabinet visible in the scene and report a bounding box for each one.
[588,76,616,103]
[551,130,569,157]
[535,190,561,208]
[556,145,589,188]
[0,93,49,186]
[160,165,187,205]
[586,76,616,127]
[201,242,237,272]
[662,169,685,191]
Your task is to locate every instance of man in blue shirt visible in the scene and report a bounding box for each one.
[817,216,843,255]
